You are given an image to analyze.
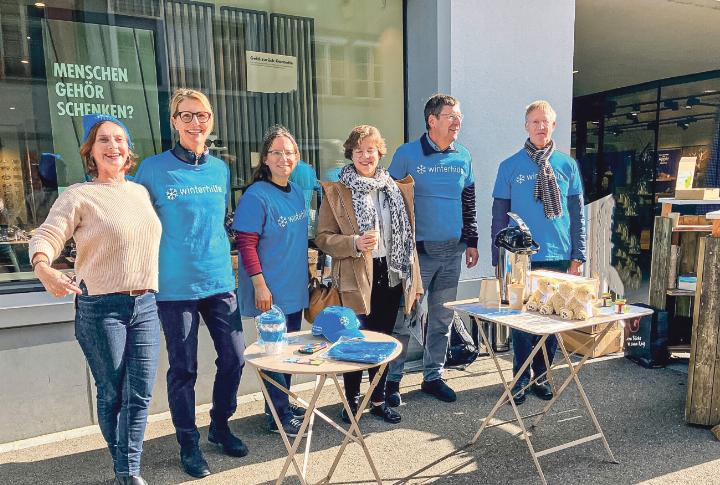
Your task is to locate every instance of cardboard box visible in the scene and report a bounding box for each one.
[561,323,623,358]
[674,188,720,200]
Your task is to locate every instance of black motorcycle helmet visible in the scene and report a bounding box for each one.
[494,212,540,254]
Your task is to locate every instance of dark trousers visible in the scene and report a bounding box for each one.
[264,311,302,425]
[512,260,570,384]
[344,257,403,403]
[158,292,245,447]
[75,288,160,477]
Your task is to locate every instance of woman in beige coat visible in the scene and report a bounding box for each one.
[315,125,422,425]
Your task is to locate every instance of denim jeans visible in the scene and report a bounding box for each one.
[75,288,161,477]
[264,311,302,426]
[158,292,245,447]
[389,240,465,383]
[512,260,570,384]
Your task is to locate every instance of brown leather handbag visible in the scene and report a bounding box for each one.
[305,277,340,323]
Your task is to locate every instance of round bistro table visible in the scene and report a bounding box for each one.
[244,330,401,485]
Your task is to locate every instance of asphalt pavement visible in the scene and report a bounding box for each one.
[1,352,719,485]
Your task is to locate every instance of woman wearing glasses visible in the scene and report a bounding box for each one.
[134,89,247,479]
[315,125,422,425]
[232,125,309,438]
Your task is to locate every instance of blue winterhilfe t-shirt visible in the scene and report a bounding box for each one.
[388,135,474,242]
[492,148,583,262]
[232,180,309,317]
[133,149,234,301]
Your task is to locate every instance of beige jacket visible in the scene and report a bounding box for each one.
[315,176,423,315]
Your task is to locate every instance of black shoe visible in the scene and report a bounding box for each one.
[531,381,554,401]
[180,445,211,478]
[385,381,402,407]
[269,417,307,438]
[370,403,401,424]
[115,476,148,485]
[511,381,527,405]
[208,422,249,458]
[420,379,457,402]
[289,403,306,419]
[341,395,360,424]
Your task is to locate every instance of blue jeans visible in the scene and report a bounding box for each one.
[264,311,302,426]
[389,240,465,383]
[512,260,570,384]
[74,288,161,477]
[158,292,245,447]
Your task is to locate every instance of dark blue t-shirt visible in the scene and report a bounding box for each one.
[492,149,583,261]
[232,181,309,316]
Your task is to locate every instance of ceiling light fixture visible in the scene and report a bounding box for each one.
[34,2,45,7]
[572,69,579,74]
[20,58,29,64]
[9,107,15,110]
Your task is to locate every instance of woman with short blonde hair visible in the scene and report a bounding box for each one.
[133,88,247,479]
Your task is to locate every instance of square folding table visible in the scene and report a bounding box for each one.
[445,299,653,485]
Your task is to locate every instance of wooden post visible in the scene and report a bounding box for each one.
[686,236,720,426]
[648,216,673,310]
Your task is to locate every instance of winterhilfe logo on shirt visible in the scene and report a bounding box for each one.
[277,208,307,228]
[165,184,223,200]
[515,173,538,185]
[416,164,464,175]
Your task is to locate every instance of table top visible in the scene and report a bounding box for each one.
[445,299,653,336]
[658,197,720,206]
[244,330,402,375]
[706,210,720,220]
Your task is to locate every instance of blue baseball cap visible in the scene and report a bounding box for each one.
[82,114,134,149]
[311,306,364,342]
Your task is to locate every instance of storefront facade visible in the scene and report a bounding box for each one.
[0,0,577,443]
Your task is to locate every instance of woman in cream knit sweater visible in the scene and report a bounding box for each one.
[29,114,161,485]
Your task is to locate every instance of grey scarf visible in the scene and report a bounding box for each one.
[525,138,563,219]
[339,164,414,289]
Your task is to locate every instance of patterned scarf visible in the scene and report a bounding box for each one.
[525,138,563,219]
[339,164,414,289]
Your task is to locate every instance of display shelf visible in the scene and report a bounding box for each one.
[658,197,720,205]
[672,225,713,233]
[668,344,691,353]
[650,206,720,426]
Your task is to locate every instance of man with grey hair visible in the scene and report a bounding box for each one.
[491,100,586,405]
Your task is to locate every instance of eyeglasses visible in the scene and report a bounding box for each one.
[175,111,212,123]
[352,148,378,157]
[439,113,463,123]
[268,150,297,159]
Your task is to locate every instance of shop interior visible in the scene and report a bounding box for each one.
[571,0,720,351]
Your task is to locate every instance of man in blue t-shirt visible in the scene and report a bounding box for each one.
[387,94,478,405]
[491,100,587,406]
